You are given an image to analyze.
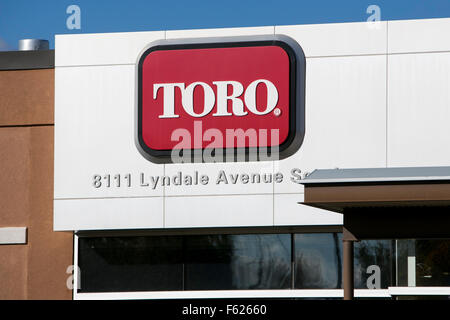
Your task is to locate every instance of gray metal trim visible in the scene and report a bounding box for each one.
[0,50,54,70]
[75,225,342,238]
[302,166,450,184]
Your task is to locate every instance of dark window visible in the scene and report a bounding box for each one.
[78,233,291,293]
[397,239,450,287]
[354,240,395,289]
[184,234,291,290]
[79,233,435,293]
[294,233,342,289]
[416,239,450,286]
[78,236,183,292]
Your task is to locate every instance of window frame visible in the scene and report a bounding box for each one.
[72,229,450,300]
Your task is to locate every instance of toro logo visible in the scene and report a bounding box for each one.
[136,35,305,163]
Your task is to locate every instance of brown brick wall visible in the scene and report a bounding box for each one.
[0,68,73,300]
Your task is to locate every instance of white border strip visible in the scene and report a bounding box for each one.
[74,289,390,300]
[0,227,27,244]
[73,233,79,299]
[75,287,450,300]
[388,287,450,296]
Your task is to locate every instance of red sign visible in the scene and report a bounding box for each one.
[136,35,305,163]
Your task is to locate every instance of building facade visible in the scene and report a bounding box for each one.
[1,17,450,300]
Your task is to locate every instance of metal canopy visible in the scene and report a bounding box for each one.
[300,166,450,240]
[300,166,450,300]
[300,166,450,213]
[302,166,450,184]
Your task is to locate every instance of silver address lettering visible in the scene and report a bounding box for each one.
[92,169,309,189]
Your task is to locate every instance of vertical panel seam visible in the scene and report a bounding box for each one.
[163,30,167,229]
[273,161,275,226]
[386,21,389,168]
[272,25,276,226]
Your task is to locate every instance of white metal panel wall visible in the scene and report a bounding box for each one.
[55,31,165,66]
[276,21,387,57]
[54,65,164,199]
[388,18,450,54]
[54,18,450,231]
[273,55,387,194]
[387,18,450,167]
[387,52,450,166]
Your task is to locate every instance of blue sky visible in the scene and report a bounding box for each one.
[1,0,450,50]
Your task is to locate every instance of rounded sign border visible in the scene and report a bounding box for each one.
[135,34,306,164]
